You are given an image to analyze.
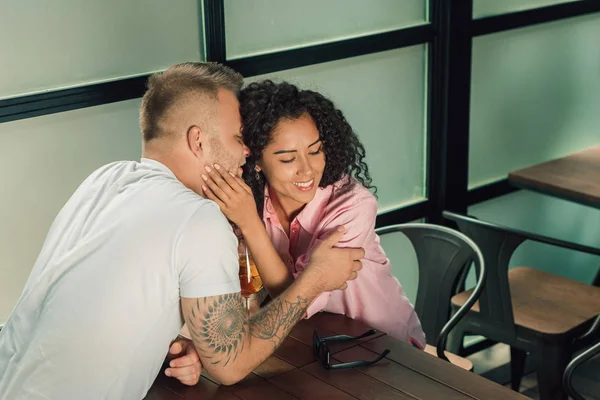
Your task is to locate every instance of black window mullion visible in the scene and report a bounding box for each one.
[226,24,435,78]
[427,0,474,223]
[444,0,474,215]
[0,76,148,124]
[203,0,226,63]
[425,0,445,224]
[473,0,600,37]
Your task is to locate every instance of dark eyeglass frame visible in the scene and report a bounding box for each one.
[312,328,391,370]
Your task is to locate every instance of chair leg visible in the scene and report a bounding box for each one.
[534,344,570,400]
[510,347,527,392]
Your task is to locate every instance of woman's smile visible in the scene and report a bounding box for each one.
[292,179,314,191]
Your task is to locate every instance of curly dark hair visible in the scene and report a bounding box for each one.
[239,80,376,216]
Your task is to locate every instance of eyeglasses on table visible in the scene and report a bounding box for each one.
[312,328,390,370]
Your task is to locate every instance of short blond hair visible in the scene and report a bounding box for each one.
[140,62,243,142]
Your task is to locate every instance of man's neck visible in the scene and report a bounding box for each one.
[142,146,205,197]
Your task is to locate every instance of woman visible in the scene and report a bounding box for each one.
[201,80,425,347]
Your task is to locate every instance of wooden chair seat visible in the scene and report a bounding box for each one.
[452,266,600,335]
[424,344,473,371]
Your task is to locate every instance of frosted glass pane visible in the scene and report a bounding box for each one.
[469,191,600,284]
[469,14,600,188]
[0,0,202,99]
[248,46,427,213]
[473,0,580,18]
[224,0,426,59]
[0,100,142,324]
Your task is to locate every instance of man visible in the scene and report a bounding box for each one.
[0,62,364,399]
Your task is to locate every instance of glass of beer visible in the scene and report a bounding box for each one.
[238,241,263,313]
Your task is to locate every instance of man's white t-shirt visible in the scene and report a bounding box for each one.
[0,158,240,400]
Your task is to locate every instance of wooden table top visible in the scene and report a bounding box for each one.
[508,145,600,208]
[144,313,528,400]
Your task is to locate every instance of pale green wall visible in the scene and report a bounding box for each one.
[0,1,203,324]
[0,0,202,99]
[0,100,143,323]
[469,13,600,188]
[224,0,426,59]
[468,13,600,284]
[473,0,581,18]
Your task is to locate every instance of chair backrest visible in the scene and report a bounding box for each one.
[563,340,600,400]
[375,223,486,360]
[442,211,528,343]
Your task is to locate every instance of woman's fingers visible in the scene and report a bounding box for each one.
[201,185,227,209]
[234,174,254,195]
[213,164,255,198]
[212,164,246,192]
[202,169,231,202]
[202,164,257,227]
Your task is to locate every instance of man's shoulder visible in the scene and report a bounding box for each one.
[85,160,138,181]
[80,160,222,226]
[180,200,233,239]
[176,200,238,283]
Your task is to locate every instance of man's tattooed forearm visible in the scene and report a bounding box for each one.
[185,293,309,366]
[186,293,247,366]
[249,295,309,347]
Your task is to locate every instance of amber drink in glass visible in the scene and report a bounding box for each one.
[238,242,263,312]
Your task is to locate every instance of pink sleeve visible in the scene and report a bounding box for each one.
[294,195,378,318]
[297,194,426,345]
[325,194,379,248]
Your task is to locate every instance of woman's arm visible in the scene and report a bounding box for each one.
[201,164,293,298]
[237,213,294,297]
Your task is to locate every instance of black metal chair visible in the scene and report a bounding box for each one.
[563,316,600,400]
[374,223,486,370]
[443,211,600,400]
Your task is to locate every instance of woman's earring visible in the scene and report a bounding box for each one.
[254,165,262,180]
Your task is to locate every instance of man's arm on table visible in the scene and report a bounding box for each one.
[181,279,310,385]
[181,227,364,385]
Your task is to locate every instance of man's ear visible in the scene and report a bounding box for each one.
[187,125,204,157]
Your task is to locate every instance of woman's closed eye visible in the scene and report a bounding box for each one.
[279,147,322,164]
[309,146,322,156]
